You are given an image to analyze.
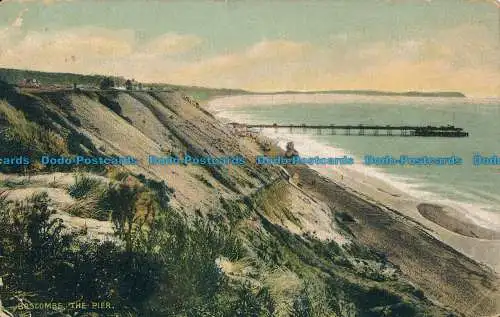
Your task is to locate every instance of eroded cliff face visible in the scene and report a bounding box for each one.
[1,87,347,243]
[33,90,277,210]
[0,87,497,316]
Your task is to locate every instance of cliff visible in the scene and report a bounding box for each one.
[0,84,497,316]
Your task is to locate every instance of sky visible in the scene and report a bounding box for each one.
[0,0,498,96]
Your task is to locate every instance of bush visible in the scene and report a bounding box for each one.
[0,101,67,155]
[0,190,245,316]
[67,173,104,199]
[0,100,68,173]
[99,77,115,90]
[0,192,73,294]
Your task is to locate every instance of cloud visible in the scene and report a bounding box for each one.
[168,40,314,87]
[0,23,497,97]
[140,33,203,56]
[0,27,202,80]
[165,25,498,97]
[0,27,134,71]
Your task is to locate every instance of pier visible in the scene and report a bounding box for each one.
[229,123,469,137]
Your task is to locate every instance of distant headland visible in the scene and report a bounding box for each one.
[0,67,466,99]
[256,90,466,98]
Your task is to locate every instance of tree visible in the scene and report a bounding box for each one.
[125,79,133,90]
[99,77,115,90]
[106,181,142,252]
[0,190,160,315]
[0,192,73,300]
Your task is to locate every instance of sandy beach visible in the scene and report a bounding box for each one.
[208,94,500,274]
[302,151,500,272]
[417,203,500,240]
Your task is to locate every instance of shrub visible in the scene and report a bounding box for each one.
[67,173,104,199]
[0,100,68,173]
[99,77,115,90]
[0,101,67,155]
[61,197,101,219]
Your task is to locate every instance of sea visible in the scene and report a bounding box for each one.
[209,94,500,229]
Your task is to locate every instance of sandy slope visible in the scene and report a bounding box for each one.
[55,91,278,213]
[4,90,344,244]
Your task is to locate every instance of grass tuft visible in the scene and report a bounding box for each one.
[67,173,104,199]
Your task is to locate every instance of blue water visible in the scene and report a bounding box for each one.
[217,96,500,214]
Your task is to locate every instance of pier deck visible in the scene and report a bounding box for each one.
[229,123,469,137]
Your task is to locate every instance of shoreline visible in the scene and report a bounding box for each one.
[417,203,500,240]
[207,93,500,273]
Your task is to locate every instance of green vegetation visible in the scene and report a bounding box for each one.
[0,68,124,88]
[99,77,115,90]
[0,172,449,316]
[0,100,68,172]
[0,189,248,316]
[254,180,301,228]
[65,172,171,223]
[64,173,110,219]
[67,173,104,199]
[194,173,214,188]
[241,214,439,317]
[0,178,31,189]
[0,93,117,174]
[218,197,252,224]
[0,101,67,155]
